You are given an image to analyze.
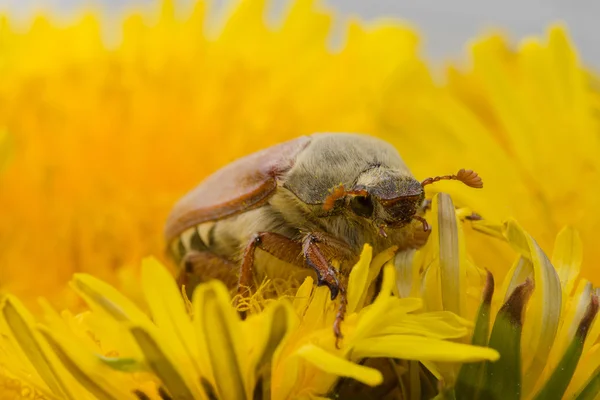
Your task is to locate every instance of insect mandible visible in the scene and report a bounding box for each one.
[165,133,483,346]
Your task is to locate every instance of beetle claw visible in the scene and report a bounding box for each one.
[328,284,339,300]
[316,276,340,300]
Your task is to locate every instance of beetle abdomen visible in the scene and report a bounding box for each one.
[170,202,298,264]
[170,222,215,262]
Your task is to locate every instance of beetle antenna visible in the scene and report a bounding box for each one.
[421,169,483,189]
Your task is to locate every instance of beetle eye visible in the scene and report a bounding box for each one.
[350,195,374,218]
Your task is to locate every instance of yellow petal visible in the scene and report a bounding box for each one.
[584,291,600,354]
[70,273,151,325]
[1,296,77,399]
[536,280,593,393]
[497,256,534,317]
[293,276,315,315]
[295,344,383,387]
[38,328,135,400]
[350,265,399,345]
[129,324,198,399]
[141,257,205,382]
[246,301,293,400]
[552,226,582,297]
[378,312,469,339]
[503,218,532,258]
[503,219,562,395]
[299,285,330,334]
[566,343,600,398]
[357,245,398,308]
[352,335,499,363]
[393,249,417,298]
[367,246,399,288]
[436,193,467,317]
[421,360,443,381]
[377,262,396,301]
[346,244,373,314]
[470,219,506,240]
[194,280,248,400]
[421,259,443,312]
[388,297,423,314]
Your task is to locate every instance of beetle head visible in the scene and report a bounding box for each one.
[348,167,425,231]
[323,166,483,236]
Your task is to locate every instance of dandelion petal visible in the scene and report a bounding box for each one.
[573,366,600,400]
[532,296,599,400]
[1,296,74,399]
[292,276,314,315]
[347,244,373,314]
[38,329,128,400]
[99,356,145,373]
[436,193,465,316]
[141,257,203,379]
[71,273,150,324]
[552,226,582,296]
[470,219,506,239]
[296,344,383,387]
[253,303,291,399]
[129,326,196,400]
[195,282,247,400]
[503,219,562,394]
[257,304,290,366]
[394,249,416,298]
[352,335,499,363]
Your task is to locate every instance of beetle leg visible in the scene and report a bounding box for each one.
[303,231,356,263]
[333,275,348,349]
[238,235,260,301]
[301,233,343,299]
[302,233,351,348]
[177,251,238,299]
[408,228,431,249]
[237,231,304,303]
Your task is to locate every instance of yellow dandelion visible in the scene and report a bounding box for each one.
[0,248,498,399]
[399,193,600,398]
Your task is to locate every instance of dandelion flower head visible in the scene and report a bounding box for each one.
[1,0,600,399]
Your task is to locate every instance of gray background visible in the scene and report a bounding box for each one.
[1,0,598,67]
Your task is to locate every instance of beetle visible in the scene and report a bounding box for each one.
[165,133,482,344]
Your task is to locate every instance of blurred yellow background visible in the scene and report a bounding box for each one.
[1,0,599,314]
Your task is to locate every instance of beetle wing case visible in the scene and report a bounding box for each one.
[164,136,311,240]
